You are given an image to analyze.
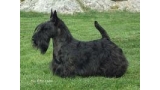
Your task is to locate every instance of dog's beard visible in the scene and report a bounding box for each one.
[32,39,50,54]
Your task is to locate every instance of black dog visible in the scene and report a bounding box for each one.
[32,10,128,78]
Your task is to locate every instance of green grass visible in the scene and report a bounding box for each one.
[20,11,140,90]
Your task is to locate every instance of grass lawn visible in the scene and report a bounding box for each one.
[20,11,140,90]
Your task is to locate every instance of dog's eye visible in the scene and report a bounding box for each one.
[42,27,49,31]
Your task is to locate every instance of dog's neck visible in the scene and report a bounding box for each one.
[52,28,73,58]
[53,25,73,47]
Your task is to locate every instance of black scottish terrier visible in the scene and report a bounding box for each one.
[32,10,128,78]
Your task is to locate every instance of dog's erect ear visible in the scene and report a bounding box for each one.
[50,9,58,25]
[50,9,53,18]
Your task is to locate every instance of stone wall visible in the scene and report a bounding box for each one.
[20,0,140,14]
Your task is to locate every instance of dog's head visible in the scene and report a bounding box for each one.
[32,10,60,54]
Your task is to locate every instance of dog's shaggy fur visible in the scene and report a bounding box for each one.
[32,10,128,78]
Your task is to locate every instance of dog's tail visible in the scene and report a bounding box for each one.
[94,21,110,40]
